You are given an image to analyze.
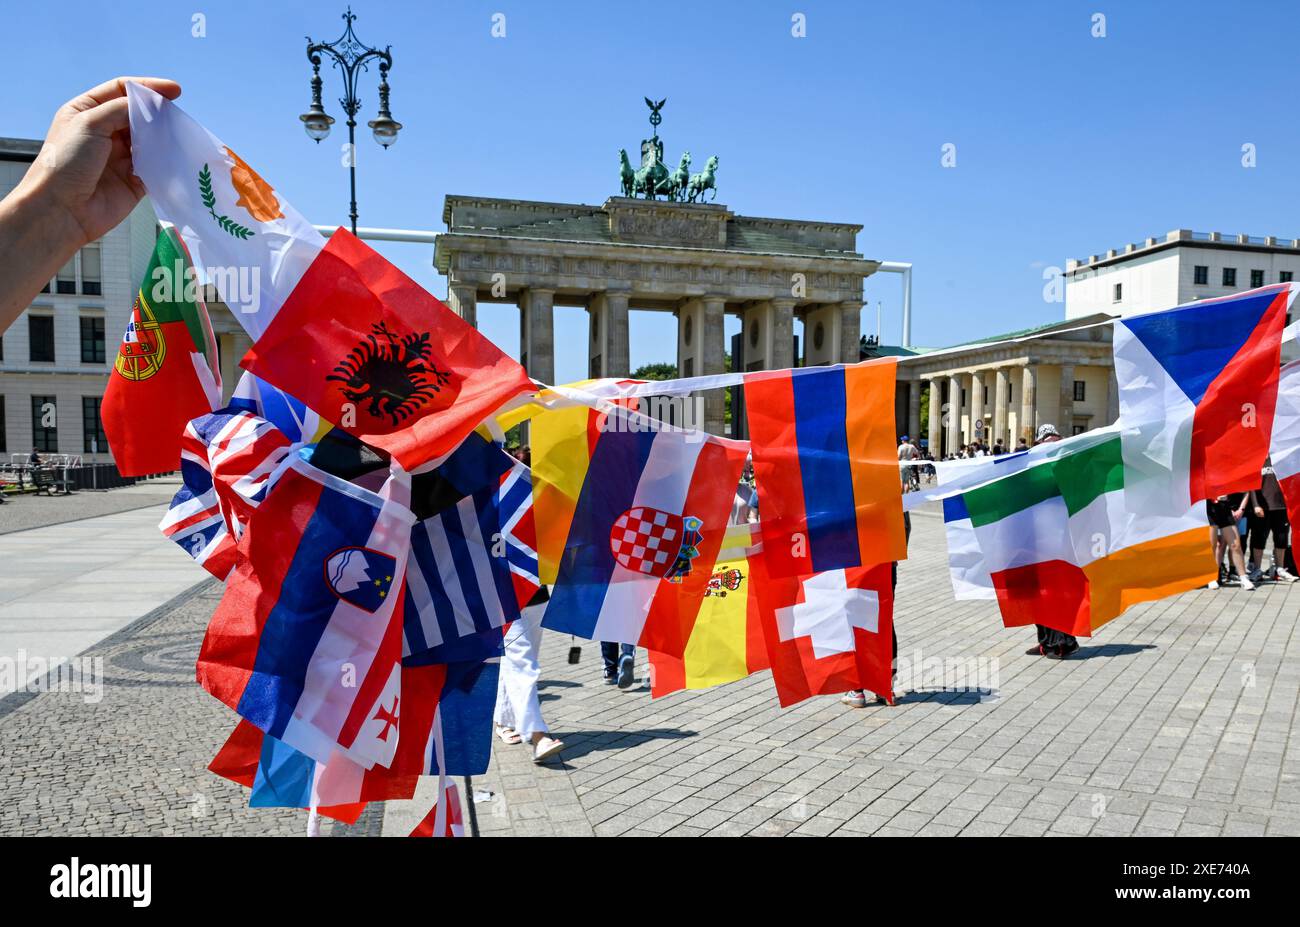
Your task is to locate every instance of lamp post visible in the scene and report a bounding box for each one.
[301,7,402,235]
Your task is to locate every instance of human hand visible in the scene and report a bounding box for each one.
[18,77,180,247]
[1255,506,1265,518]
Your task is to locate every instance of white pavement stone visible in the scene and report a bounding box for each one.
[0,489,207,690]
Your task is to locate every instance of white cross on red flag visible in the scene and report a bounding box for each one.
[753,557,894,707]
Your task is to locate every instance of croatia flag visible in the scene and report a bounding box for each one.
[1115,283,1296,510]
[197,455,415,769]
[127,83,535,470]
[744,359,907,578]
[542,406,748,657]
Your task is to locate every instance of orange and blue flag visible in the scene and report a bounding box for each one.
[744,358,906,578]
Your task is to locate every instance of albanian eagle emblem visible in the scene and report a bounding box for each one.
[327,321,454,426]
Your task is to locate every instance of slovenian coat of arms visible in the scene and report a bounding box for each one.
[324,546,396,613]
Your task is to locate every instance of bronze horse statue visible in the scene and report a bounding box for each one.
[656,151,691,201]
[686,155,719,203]
[618,149,636,198]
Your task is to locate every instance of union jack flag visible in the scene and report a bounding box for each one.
[159,408,297,578]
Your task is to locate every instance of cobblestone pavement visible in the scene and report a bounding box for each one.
[0,477,180,534]
[2,506,1298,836]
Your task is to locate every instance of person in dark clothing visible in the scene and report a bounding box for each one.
[842,510,910,707]
[1247,461,1297,583]
[1206,491,1254,590]
[1031,424,1079,659]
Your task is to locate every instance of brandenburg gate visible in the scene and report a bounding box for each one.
[432,100,880,436]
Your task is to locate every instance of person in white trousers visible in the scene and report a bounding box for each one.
[494,592,564,763]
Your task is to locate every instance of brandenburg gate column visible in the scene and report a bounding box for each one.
[771,299,796,370]
[447,282,477,328]
[520,287,555,386]
[969,370,985,446]
[838,302,862,365]
[926,378,942,455]
[701,295,727,435]
[588,290,631,378]
[1020,366,1038,444]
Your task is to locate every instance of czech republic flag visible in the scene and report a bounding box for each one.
[1114,283,1295,509]
[744,359,908,578]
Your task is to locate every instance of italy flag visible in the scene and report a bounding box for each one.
[957,434,1215,637]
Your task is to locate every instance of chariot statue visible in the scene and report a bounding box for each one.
[617,98,718,203]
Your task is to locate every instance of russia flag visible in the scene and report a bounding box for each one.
[1115,283,1295,509]
[196,454,415,769]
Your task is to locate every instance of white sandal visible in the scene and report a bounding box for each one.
[532,736,564,763]
[496,726,522,745]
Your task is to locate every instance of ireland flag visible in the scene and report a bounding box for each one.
[102,226,221,475]
[955,434,1215,637]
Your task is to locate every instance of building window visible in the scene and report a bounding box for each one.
[960,388,966,407]
[1194,265,1208,285]
[1112,282,1122,303]
[1282,271,1294,283]
[1071,424,1086,436]
[1251,269,1265,288]
[1222,267,1237,287]
[0,396,6,454]
[984,386,989,405]
[1073,380,1086,402]
[31,395,57,452]
[82,397,106,454]
[55,257,76,295]
[80,316,105,364]
[28,315,55,363]
[81,245,102,296]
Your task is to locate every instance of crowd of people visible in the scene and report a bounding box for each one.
[1205,460,1297,591]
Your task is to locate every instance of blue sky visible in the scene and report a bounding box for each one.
[6,0,1299,381]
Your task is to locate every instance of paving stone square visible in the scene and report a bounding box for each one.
[1,496,1297,837]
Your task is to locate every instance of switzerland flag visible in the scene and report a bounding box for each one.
[242,228,535,470]
[752,555,895,707]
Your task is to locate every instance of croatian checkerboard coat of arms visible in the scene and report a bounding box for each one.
[609,506,704,582]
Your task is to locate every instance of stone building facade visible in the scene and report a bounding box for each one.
[433,195,879,434]
[0,137,158,464]
[895,314,1118,456]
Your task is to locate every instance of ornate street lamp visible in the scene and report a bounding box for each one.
[300,7,402,234]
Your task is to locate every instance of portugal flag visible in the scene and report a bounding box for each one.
[102,227,220,475]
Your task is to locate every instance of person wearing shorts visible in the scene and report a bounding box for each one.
[1248,463,1297,583]
[1206,492,1254,590]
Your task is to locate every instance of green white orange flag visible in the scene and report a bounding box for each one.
[102,226,220,475]
[954,433,1215,637]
